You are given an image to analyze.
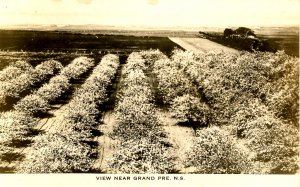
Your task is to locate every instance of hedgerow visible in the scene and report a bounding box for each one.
[60,56,94,79]
[0,61,33,82]
[1,48,297,174]
[62,54,119,136]
[169,49,298,174]
[243,116,298,173]
[34,75,71,102]
[0,67,25,82]
[152,50,210,129]
[109,52,174,173]
[0,111,37,145]
[185,126,250,174]
[113,53,163,141]
[172,49,298,126]
[0,60,63,106]
[14,95,49,114]
[10,60,33,71]
[0,57,95,165]
[170,94,209,127]
[32,60,63,82]
[18,132,93,173]
[265,51,299,124]
[18,55,119,173]
[14,57,94,115]
[109,138,174,174]
[231,99,299,174]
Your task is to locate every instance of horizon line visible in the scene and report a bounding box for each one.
[0,23,299,28]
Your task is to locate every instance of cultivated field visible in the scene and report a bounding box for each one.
[169,37,239,54]
[0,30,298,174]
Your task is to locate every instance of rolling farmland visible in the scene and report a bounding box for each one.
[0,30,298,174]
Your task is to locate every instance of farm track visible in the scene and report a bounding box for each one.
[146,64,196,173]
[93,111,119,173]
[0,62,97,172]
[169,37,239,54]
[92,63,124,173]
[157,111,196,173]
[93,63,124,173]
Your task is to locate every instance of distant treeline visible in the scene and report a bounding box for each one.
[199,27,279,53]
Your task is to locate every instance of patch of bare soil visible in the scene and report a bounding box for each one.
[35,104,65,132]
[92,63,124,173]
[147,62,197,173]
[157,110,197,173]
[92,110,120,173]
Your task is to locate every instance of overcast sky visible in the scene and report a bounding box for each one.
[0,0,299,27]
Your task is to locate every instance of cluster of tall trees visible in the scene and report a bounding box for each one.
[223,27,256,38]
[199,27,279,52]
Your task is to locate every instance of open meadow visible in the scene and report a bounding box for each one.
[0,29,298,174]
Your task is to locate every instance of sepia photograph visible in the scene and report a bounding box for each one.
[0,0,299,186]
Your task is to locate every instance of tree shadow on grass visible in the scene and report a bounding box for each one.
[176,121,208,132]
[27,128,44,137]
[81,140,99,149]
[91,129,103,137]
[33,111,54,118]
[8,139,33,148]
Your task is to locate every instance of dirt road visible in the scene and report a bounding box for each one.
[157,110,196,173]
[169,37,239,54]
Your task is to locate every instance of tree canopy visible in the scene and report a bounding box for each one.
[223,27,256,38]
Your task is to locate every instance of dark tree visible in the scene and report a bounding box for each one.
[223,28,234,38]
[234,27,256,37]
